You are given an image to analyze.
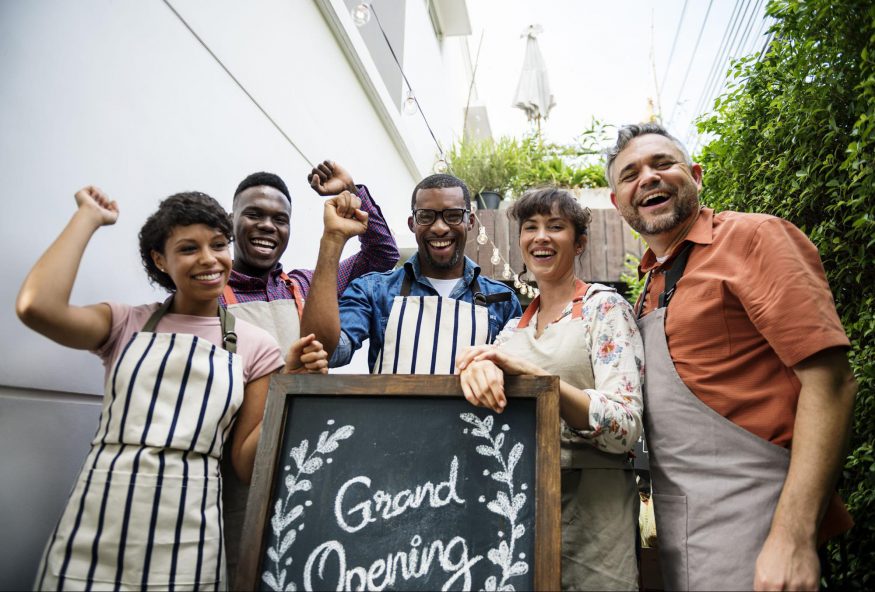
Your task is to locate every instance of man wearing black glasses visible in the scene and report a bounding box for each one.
[301,173,521,373]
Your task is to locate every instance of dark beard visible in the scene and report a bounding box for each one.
[421,243,464,271]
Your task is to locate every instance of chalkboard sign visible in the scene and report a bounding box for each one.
[237,374,560,591]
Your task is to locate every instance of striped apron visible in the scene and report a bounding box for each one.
[636,244,789,590]
[35,300,243,591]
[374,273,500,374]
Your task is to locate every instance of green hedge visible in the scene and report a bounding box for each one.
[697,0,874,587]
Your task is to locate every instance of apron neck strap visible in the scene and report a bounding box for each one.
[635,242,694,318]
[517,278,590,329]
[223,271,304,320]
[142,297,175,332]
[142,296,238,354]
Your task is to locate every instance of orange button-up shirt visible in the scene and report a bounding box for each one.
[638,208,850,447]
[638,208,853,540]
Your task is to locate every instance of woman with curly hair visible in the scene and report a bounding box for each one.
[17,186,326,590]
[456,187,644,590]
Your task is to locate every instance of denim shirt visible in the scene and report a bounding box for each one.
[332,254,522,371]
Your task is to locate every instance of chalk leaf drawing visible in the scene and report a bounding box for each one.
[461,413,529,592]
[262,422,355,592]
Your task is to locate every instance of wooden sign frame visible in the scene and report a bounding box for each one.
[236,374,560,591]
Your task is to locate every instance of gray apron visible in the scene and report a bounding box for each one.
[220,275,302,584]
[636,244,790,591]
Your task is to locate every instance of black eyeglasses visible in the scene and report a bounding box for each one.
[412,208,469,226]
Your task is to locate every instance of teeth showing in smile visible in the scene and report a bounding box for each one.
[429,240,452,248]
[532,250,555,258]
[640,192,670,207]
[251,239,276,248]
[193,272,221,281]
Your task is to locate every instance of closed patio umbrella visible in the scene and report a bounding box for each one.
[513,25,555,128]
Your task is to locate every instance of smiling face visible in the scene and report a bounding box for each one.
[232,186,291,278]
[151,224,232,316]
[520,204,586,285]
[609,134,702,238]
[408,186,472,279]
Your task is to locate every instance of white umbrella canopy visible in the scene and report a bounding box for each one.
[512,24,556,123]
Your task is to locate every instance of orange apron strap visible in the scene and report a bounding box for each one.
[280,273,305,319]
[570,279,590,320]
[515,295,540,329]
[222,284,238,305]
[518,279,591,329]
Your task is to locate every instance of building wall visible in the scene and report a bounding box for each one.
[0,1,469,587]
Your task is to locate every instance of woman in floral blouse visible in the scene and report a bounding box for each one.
[457,187,644,591]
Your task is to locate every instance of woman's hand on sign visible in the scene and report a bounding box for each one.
[74,185,119,227]
[455,344,496,372]
[460,359,507,413]
[458,346,548,378]
[283,333,329,374]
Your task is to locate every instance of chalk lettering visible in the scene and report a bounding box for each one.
[335,457,465,534]
[303,535,482,591]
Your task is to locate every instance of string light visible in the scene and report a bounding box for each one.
[433,158,448,174]
[403,90,418,116]
[351,2,371,27]
[469,208,537,299]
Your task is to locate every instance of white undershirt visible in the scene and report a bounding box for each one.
[655,254,669,264]
[425,277,462,298]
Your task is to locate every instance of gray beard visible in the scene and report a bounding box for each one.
[623,192,697,236]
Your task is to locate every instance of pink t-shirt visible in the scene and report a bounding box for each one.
[95,302,284,384]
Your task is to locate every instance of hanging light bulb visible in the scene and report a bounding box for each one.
[490,247,501,266]
[351,2,371,26]
[513,274,521,289]
[502,263,513,280]
[470,201,477,214]
[433,158,448,174]
[403,90,418,116]
[476,226,488,245]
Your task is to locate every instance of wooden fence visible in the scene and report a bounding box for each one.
[465,208,645,284]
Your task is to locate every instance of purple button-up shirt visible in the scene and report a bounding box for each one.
[221,184,399,306]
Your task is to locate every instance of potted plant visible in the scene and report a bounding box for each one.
[446,137,523,209]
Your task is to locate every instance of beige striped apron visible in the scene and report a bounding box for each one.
[35,300,243,591]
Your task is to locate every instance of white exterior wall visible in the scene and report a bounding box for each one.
[0,1,471,587]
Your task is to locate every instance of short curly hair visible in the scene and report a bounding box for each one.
[234,172,291,203]
[138,192,233,292]
[508,185,592,242]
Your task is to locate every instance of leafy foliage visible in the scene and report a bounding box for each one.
[696,1,875,587]
[447,121,611,200]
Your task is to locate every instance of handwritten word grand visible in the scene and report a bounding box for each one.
[303,534,482,591]
[334,456,465,533]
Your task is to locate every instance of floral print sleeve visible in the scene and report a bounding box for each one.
[573,291,644,454]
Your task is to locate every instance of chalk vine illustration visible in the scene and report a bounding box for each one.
[460,413,529,592]
[262,421,355,592]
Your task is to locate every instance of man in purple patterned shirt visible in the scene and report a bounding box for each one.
[219,160,399,354]
[220,161,397,585]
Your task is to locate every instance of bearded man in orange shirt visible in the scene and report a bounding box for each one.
[607,123,857,591]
